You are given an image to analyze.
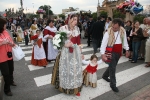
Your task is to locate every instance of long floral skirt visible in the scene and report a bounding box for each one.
[51,47,83,94]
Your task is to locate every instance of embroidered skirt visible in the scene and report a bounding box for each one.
[51,49,83,94]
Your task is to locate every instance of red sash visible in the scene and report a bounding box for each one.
[112,44,122,56]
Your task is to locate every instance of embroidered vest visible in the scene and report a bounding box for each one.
[107,26,125,47]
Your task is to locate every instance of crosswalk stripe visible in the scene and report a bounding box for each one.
[24,50,32,54]
[28,52,100,71]
[25,52,100,61]
[19,42,32,46]
[44,64,147,100]
[24,47,93,54]
[28,63,54,71]
[34,56,128,87]
[82,48,93,52]
[24,47,99,61]
[24,46,93,55]
[21,46,33,50]
[22,44,89,55]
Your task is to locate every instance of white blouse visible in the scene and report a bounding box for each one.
[100,31,129,55]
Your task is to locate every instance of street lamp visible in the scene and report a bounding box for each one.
[32,3,34,14]
[47,5,50,19]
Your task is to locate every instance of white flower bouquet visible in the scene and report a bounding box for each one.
[52,32,67,50]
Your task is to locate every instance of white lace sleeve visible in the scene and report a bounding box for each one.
[97,59,103,64]
[44,34,49,39]
[82,60,90,65]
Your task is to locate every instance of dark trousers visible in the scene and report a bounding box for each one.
[92,38,101,54]
[87,33,91,46]
[0,59,14,93]
[25,37,29,45]
[132,41,141,62]
[102,52,120,87]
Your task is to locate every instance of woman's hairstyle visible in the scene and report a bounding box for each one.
[36,30,40,33]
[126,20,132,26]
[107,17,112,21]
[0,18,7,33]
[67,14,78,30]
[32,20,36,24]
[66,14,78,25]
[90,55,98,61]
[134,20,140,25]
[46,19,54,26]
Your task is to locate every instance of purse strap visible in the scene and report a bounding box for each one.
[109,31,120,48]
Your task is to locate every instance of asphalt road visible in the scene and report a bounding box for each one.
[3,33,150,100]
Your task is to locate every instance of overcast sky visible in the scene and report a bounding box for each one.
[0,0,149,14]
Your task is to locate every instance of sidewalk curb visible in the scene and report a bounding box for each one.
[122,84,150,100]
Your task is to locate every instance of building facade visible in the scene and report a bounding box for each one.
[97,0,134,21]
[62,7,75,14]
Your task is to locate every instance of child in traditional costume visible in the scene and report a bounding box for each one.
[82,55,103,88]
[16,25,23,42]
[24,27,29,46]
[31,30,47,67]
[29,20,39,42]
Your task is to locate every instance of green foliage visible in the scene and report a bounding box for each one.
[113,10,125,19]
[58,14,65,20]
[28,14,39,19]
[39,5,53,15]
[92,12,97,21]
[100,11,108,18]
[133,14,146,24]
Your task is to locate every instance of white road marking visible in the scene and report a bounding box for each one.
[34,56,128,87]
[44,64,148,100]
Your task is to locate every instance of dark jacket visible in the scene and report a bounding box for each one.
[90,21,104,40]
[132,27,143,42]
[87,20,94,34]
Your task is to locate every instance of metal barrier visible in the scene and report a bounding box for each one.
[0,72,4,100]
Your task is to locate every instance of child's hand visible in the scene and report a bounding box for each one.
[64,42,73,48]
[47,35,53,39]
[81,54,84,60]
[33,42,37,45]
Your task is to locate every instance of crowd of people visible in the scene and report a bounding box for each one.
[0,14,150,97]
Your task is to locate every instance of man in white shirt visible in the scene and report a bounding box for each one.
[104,17,112,32]
[100,18,129,92]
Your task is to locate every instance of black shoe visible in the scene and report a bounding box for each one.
[43,66,46,68]
[11,82,17,86]
[129,58,132,61]
[5,92,13,96]
[110,86,119,92]
[131,61,136,63]
[102,77,110,82]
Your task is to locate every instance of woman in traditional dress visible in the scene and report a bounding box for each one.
[16,25,23,42]
[29,20,39,42]
[144,17,150,67]
[51,14,83,96]
[31,30,47,67]
[43,20,58,62]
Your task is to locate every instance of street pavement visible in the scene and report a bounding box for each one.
[3,34,150,100]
